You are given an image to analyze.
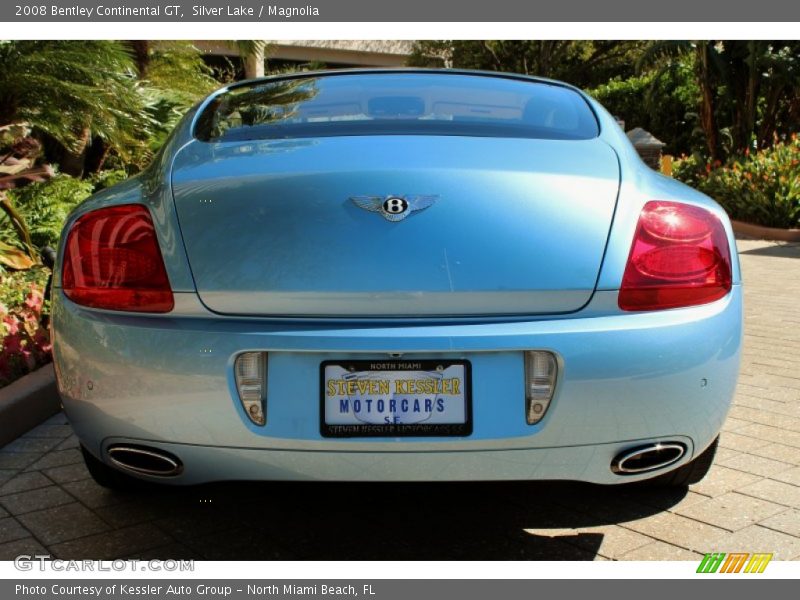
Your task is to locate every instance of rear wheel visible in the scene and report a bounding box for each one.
[80,445,147,491]
[647,437,718,487]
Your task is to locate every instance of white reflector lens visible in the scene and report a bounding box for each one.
[234,352,267,425]
[525,351,557,425]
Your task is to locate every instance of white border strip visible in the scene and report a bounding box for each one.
[9,22,800,40]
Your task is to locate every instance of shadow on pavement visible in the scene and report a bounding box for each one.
[101,480,688,561]
[738,242,800,258]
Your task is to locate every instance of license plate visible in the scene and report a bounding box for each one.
[320,359,472,437]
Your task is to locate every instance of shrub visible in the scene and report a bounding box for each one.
[91,168,128,191]
[671,152,707,189]
[674,136,800,229]
[0,268,51,386]
[2,174,93,251]
[588,62,700,156]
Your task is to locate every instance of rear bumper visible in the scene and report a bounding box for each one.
[98,435,695,485]
[53,287,742,485]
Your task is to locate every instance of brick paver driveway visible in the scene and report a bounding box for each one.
[1,239,799,561]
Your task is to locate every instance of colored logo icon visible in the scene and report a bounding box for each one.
[697,552,773,573]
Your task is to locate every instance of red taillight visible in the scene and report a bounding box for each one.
[618,201,732,311]
[61,204,174,313]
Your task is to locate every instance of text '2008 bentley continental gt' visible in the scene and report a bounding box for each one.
[53,69,742,489]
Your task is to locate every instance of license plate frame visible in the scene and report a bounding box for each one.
[320,359,472,438]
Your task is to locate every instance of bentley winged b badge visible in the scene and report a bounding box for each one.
[350,195,438,222]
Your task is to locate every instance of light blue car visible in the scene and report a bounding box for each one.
[52,69,742,489]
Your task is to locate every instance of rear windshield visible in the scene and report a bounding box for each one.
[194,73,599,142]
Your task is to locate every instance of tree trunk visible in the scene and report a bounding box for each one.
[758,89,780,149]
[129,41,151,79]
[243,48,265,79]
[743,41,759,152]
[60,127,91,177]
[697,44,720,161]
[84,136,111,174]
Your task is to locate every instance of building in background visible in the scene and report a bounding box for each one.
[195,40,414,74]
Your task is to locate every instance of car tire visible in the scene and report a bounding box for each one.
[80,445,147,491]
[646,436,719,487]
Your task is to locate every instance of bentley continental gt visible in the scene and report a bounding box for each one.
[52,69,742,489]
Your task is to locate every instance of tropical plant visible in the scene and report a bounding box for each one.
[228,41,271,79]
[3,175,93,251]
[0,269,51,386]
[91,168,128,191]
[674,135,800,228]
[128,41,217,101]
[0,123,53,270]
[124,41,218,161]
[0,123,53,190]
[588,64,700,155]
[0,40,153,175]
[639,41,800,161]
[670,152,707,189]
[408,41,650,88]
[0,194,37,270]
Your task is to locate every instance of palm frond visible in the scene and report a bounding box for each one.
[635,40,692,73]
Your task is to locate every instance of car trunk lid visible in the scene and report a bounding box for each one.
[170,135,619,317]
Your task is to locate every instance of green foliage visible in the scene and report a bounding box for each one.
[0,41,219,176]
[0,266,46,308]
[671,153,706,189]
[588,62,701,156]
[0,194,37,269]
[638,41,800,161]
[3,175,93,250]
[0,40,153,161]
[134,42,219,154]
[674,135,800,228]
[410,41,704,155]
[408,41,650,88]
[413,40,800,166]
[0,268,50,387]
[142,41,217,105]
[90,168,128,191]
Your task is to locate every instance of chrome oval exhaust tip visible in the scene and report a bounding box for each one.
[107,445,183,477]
[611,442,686,475]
